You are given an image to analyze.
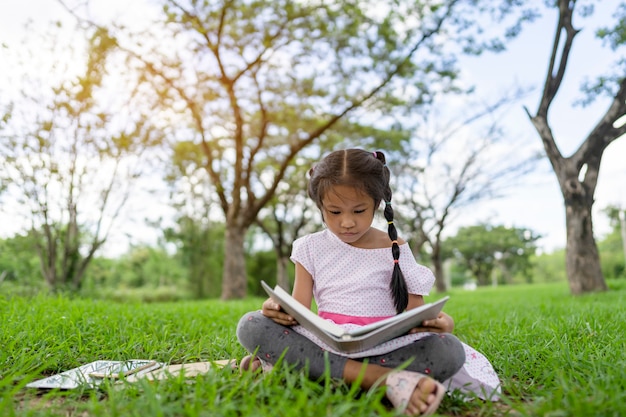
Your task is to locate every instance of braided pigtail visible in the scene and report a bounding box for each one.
[374,151,408,313]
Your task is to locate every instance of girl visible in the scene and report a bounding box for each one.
[237,149,500,416]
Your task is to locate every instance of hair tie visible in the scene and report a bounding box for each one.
[391,240,398,245]
[393,259,399,264]
[373,151,377,158]
[385,201,391,206]
[388,221,393,225]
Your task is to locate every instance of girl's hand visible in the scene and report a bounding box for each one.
[261,298,298,326]
[409,312,455,334]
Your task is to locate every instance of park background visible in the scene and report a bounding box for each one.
[1,0,624,300]
[1,2,626,416]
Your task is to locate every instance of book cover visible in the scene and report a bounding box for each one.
[25,360,164,389]
[261,281,449,353]
[25,360,237,389]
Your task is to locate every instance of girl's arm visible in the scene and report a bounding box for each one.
[261,262,313,326]
[407,294,455,333]
[407,294,425,309]
[292,262,313,309]
[414,312,455,333]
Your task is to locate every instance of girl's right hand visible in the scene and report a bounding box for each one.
[261,298,298,326]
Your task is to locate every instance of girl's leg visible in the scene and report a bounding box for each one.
[238,312,462,415]
[236,311,348,379]
[364,333,466,382]
[342,360,443,416]
[341,333,465,415]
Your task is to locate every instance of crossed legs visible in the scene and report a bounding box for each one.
[237,311,465,415]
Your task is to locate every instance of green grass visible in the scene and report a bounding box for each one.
[1,281,625,416]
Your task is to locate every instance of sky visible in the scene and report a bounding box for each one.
[1,0,625,256]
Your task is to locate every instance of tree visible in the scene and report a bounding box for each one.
[0,23,162,291]
[145,1,538,298]
[445,224,540,286]
[67,0,535,298]
[254,157,320,292]
[394,90,537,291]
[524,1,626,294]
[164,139,227,298]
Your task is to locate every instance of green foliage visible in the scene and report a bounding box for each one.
[0,234,41,286]
[530,249,568,284]
[246,249,278,297]
[164,217,226,299]
[596,3,626,50]
[444,224,540,286]
[448,262,472,287]
[598,230,626,279]
[93,246,186,287]
[596,206,626,279]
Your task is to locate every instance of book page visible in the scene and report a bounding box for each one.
[261,282,347,338]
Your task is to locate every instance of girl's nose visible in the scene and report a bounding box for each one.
[341,215,355,228]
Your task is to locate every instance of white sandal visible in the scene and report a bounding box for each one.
[385,370,445,416]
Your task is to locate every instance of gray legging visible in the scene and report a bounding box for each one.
[237,311,466,382]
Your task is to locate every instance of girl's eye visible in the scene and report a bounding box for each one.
[354,209,366,214]
[329,211,341,215]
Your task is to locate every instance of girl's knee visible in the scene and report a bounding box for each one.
[236,311,266,350]
[441,333,466,370]
[429,333,466,378]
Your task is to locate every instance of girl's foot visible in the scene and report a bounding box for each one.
[239,355,273,373]
[385,370,445,416]
[239,355,262,372]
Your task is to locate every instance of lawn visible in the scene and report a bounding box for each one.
[1,280,625,417]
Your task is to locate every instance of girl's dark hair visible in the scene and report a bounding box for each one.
[308,148,408,313]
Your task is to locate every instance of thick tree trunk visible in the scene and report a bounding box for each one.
[431,245,447,292]
[276,255,291,292]
[433,258,447,292]
[220,225,248,299]
[564,195,607,294]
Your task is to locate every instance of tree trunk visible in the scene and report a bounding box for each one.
[220,224,248,299]
[431,245,447,292]
[276,255,291,292]
[564,195,607,294]
[524,0,625,295]
[433,258,447,292]
[619,210,626,267]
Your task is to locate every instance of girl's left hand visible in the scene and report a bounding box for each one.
[408,312,455,334]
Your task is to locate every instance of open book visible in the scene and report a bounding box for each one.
[25,359,236,389]
[261,281,449,353]
[25,360,164,389]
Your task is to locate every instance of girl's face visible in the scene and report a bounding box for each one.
[321,185,376,245]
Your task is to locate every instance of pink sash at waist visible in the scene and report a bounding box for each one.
[318,311,392,326]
